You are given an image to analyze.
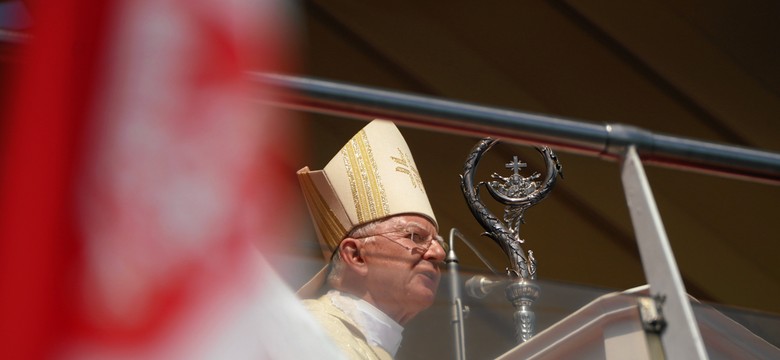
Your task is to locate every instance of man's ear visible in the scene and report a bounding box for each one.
[339,238,368,276]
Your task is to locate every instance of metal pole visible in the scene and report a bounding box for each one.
[252,73,780,185]
[621,145,709,360]
[446,229,467,360]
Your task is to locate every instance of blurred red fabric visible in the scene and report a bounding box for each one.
[0,0,300,358]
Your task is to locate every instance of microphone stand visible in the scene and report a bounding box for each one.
[446,228,467,360]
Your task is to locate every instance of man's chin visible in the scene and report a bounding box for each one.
[411,285,438,308]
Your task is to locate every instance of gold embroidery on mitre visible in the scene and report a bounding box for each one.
[391,148,424,191]
[298,170,347,254]
[342,129,389,223]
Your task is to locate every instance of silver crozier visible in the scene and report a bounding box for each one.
[460,138,562,343]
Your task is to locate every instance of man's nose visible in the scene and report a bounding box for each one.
[423,238,446,263]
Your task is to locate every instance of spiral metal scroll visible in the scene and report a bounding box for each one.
[460,138,562,343]
[460,138,561,280]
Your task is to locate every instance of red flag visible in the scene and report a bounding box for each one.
[0,0,340,358]
[0,0,111,357]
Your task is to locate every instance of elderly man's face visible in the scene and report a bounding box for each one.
[360,215,445,324]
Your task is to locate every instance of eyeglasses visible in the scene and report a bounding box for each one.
[359,228,449,255]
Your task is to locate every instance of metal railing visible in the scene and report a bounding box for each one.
[253,73,780,185]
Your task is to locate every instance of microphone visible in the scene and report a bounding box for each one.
[464,275,505,299]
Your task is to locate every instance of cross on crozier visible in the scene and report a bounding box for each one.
[505,156,527,176]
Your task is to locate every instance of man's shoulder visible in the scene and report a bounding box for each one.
[302,295,391,360]
[302,296,331,313]
[302,296,358,334]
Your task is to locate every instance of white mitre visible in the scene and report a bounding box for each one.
[297,119,437,297]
